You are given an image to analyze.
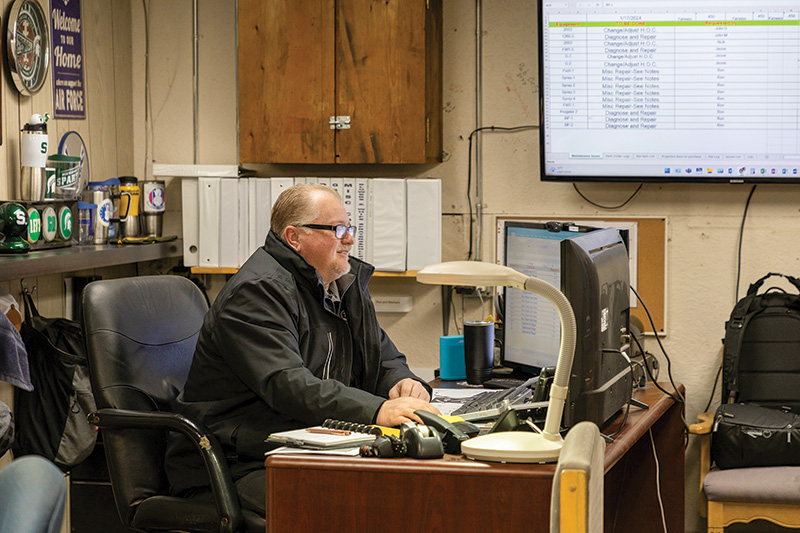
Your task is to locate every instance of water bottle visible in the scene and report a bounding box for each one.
[18,114,49,201]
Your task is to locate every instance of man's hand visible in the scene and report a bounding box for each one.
[388,378,431,402]
[375,397,441,427]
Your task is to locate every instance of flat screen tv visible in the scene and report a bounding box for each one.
[501,221,632,429]
[539,0,800,183]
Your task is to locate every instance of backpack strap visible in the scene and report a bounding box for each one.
[20,288,40,324]
[723,293,760,400]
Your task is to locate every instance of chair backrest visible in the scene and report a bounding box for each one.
[550,421,605,533]
[82,275,208,524]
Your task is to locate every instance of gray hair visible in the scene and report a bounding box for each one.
[270,183,341,239]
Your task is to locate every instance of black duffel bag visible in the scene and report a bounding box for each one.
[711,402,800,469]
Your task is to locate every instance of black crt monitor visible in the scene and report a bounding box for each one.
[539,0,800,184]
[500,221,632,429]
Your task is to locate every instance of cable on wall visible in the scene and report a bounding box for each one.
[572,182,643,210]
[703,184,758,413]
[465,125,538,259]
[474,0,483,260]
[735,185,757,302]
[193,0,200,165]
[141,0,154,180]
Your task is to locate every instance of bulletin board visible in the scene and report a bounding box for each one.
[496,216,667,334]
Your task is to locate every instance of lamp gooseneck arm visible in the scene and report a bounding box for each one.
[523,276,577,440]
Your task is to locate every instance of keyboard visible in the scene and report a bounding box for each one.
[482,377,527,389]
[451,377,539,421]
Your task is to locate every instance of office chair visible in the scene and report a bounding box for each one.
[550,421,604,533]
[82,275,265,533]
[691,412,800,532]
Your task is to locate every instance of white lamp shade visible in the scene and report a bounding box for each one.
[417,261,528,289]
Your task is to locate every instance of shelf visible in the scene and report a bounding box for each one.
[191,267,239,275]
[371,271,418,278]
[190,267,418,278]
[0,240,184,282]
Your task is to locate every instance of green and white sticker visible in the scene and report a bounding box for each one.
[42,206,57,242]
[58,206,72,240]
[27,207,41,243]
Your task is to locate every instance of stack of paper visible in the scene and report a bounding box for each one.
[266,426,377,449]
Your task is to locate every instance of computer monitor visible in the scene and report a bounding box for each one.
[538,0,800,184]
[500,220,632,429]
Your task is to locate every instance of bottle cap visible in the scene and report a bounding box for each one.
[22,114,47,133]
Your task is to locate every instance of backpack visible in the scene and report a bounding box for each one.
[722,272,800,412]
[12,289,97,471]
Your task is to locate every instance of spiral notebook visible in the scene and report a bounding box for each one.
[266,426,377,450]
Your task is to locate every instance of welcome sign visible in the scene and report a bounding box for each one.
[51,0,85,119]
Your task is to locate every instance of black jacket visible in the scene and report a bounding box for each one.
[166,231,429,493]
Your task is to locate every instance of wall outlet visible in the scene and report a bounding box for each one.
[373,295,413,313]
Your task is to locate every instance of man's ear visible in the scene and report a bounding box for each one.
[283,226,302,251]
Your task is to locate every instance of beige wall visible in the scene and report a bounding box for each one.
[135,2,782,531]
[0,0,135,312]
[0,3,135,395]
[5,1,798,531]
[0,2,136,531]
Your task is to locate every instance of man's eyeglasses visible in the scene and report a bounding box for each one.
[301,224,357,239]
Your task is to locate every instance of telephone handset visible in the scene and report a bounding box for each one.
[414,410,474,454]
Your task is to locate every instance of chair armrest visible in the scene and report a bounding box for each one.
[689,410,714,435]
[88,408,243,533]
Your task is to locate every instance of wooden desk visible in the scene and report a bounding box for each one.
[264,384,685,532]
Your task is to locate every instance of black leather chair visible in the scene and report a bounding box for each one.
[81,275,265,533]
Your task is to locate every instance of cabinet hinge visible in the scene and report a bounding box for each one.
[426,118,430,144]
[329,116,351,130]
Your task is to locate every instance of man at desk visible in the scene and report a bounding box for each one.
[166,184,438,516]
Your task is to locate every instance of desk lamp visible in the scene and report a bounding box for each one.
[417,261,576,463]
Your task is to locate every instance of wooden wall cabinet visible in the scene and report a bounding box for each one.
[238,0,442,165]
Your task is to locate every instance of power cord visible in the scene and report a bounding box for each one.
[604,349,635,440]
[702,185,759,413]
[449,287,461,336]
[630,286,690,439]
[465,125,538,259]
[735,185,757,303]
[141,0,154,179]
[572,182,644,210]
[703,364,723,414]
[629,334,675,402]
[650,428,668,533]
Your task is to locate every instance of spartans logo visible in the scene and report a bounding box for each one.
[15,4,43,86]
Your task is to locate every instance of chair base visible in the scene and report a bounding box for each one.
[708,501,800,532]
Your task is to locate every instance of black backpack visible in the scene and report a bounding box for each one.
[722,272,800,412]
[12,289,97,471]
